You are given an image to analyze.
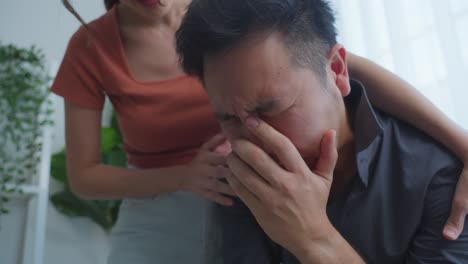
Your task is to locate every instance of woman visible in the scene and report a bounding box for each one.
[52,0,468,263]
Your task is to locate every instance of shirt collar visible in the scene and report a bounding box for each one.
[345,79,384,187]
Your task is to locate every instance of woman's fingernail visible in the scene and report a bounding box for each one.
[245,116,259,128]
[444,226,459,240]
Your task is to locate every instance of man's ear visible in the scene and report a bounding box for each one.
[328,44,351,97]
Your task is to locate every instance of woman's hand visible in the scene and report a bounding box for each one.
[180,133,236,206]
[444,164,468,240]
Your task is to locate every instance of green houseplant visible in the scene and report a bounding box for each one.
[50,112,125,231]
[0,43,53,215]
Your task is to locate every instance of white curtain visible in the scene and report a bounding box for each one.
[331,0,468,129]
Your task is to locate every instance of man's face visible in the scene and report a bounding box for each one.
[203,32,350,166]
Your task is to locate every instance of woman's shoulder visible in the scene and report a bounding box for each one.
[67,9,117,55]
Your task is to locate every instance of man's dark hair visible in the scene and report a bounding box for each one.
[176,0,337,80]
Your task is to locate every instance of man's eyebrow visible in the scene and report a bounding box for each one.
[214,98,281,121]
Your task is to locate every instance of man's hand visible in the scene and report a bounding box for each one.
[226,116,339,260]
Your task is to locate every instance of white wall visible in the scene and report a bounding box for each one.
[0,1,111,264]
[333,0,468,129]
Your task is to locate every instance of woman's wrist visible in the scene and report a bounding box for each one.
[461,130,468,162]
[171,164,191,191]
[145,164,191,194]
[447,125,468,162]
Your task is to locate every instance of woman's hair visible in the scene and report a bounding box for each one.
[62,0,119,28]
[104,0,121,11]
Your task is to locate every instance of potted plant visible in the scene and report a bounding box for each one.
[0,43,53,215]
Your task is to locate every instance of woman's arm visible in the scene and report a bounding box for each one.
[64,101,234,205]
[347,52,468,240]
[348,53,468,160]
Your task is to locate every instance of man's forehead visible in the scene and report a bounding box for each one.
[213,96,283,118]
[203,32,291,79]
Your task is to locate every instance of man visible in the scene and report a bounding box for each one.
[176,0,468,263]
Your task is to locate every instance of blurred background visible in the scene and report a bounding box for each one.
[0,0,467,263]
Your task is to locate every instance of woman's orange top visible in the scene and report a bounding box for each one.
[51,7,220,169]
